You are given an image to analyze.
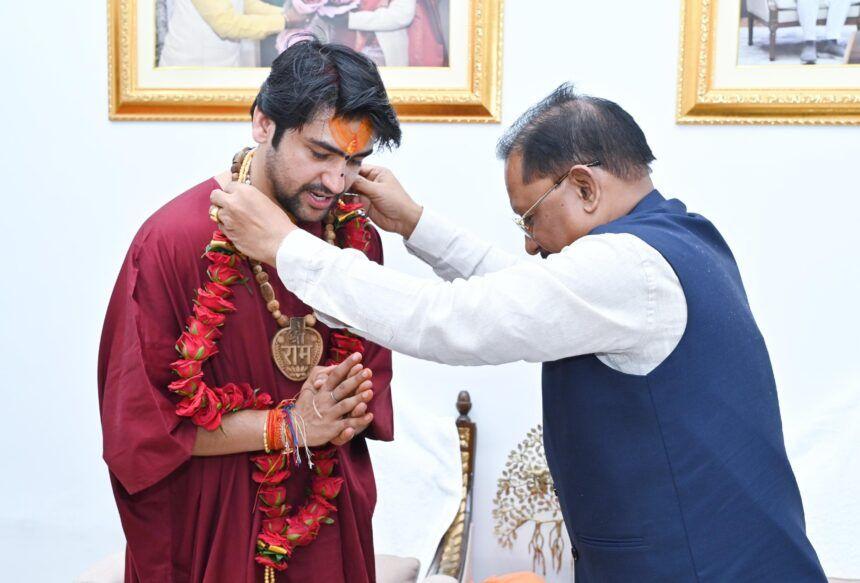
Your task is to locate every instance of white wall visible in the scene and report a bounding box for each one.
[1,1,858,581]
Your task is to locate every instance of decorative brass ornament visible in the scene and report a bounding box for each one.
[677,0,860,124]
[271,317,324,381]
[493,424,567,575]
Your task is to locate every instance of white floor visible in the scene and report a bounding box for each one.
[738,23,857,65]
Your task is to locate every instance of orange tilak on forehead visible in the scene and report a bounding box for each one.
[329,117,373,157]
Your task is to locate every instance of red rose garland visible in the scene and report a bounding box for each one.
[167,199,371,578]
[327,199,371,365]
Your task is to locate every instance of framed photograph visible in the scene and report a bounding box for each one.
[678,0,860,124]
[109,0,503,122]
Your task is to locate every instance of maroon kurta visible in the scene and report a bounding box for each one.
[98,178,394,583]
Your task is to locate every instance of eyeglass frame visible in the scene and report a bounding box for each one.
[512,160,602,240]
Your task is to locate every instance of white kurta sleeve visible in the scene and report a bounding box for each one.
[276,228,667,366]
[403,207,522,281]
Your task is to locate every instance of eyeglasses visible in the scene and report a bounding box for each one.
[512,161,601,240]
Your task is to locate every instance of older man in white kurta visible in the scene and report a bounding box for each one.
[797,0,852,63]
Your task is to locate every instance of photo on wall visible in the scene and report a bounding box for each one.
[678,0,860,123]
[739,0,860,65]
[155,0,450,69]
[111,0,502,121]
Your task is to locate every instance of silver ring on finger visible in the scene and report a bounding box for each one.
[330,391,338,403]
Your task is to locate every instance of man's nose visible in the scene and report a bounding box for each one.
[525,236,542,256]
[321,166,346,196]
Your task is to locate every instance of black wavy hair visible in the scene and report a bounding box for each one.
[497,83,655,183]
[252,38,401,150]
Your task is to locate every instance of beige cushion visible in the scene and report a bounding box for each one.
[375,554,421,583]
[746,0,771,20]
[774,0,859,8]
[73,551,124,583]
[747,0,860,21]
[775,7,860,22]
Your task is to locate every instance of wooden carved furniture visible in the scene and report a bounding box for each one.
[427,391,476,582]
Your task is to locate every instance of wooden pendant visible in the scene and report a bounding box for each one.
[271,317,324,381]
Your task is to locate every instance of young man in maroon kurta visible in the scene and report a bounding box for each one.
[98,40,401,582]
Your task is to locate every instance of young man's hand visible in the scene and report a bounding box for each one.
[294,353,375,447]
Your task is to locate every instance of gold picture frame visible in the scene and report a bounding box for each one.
[678,0,860,124]
[109,0,503,122]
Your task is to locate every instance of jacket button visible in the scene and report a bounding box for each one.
[571,545,579,561]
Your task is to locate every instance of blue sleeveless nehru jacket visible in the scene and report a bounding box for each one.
[542,191,825,582]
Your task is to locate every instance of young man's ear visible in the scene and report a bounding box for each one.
[251,107,274,145]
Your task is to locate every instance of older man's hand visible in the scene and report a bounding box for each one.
[349,165,423,239]
[210,182,296,266]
